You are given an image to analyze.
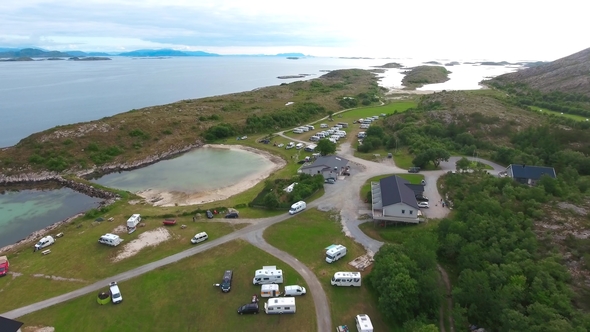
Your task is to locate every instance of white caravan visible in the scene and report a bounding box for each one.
[284,285,306,296]
[289,201,307,215]
[325,244,347,263]
[253,266,284,285]
[264,297,296,314]
[98,233,123,247]
[320,123,328,128]
[34,235,55,251]
[293,128,303,134]
[331,272,362,287]
[355,314,374,332]
[261,284,281,297]
[300,126,309,132]
[126,214,141,229]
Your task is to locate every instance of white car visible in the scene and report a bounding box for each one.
[417,202,429,208]
[109,282,123,304]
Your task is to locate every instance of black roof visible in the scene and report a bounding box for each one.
[379,176,419,209]
[301,155,349,171]
[508,164,556,180]
[0,316,24,332]
[405,184,425,195]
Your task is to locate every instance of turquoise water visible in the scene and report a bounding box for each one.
[0,188,102,248]
[91,147,273,193]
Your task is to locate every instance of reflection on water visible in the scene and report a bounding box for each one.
[91,147,273,193]
[0,188,102,248]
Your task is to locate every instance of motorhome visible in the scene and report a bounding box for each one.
[295,143,304,150]
[337,122,349,128]
[355,314,374,332]
[329,138,337,144]
[286,142,295,149]
[293,128,303,134]
[34,235,55,251]
[362,119,372,124]
[360,124,370,129]
[253,266,284,285]
[357,132,366,138]
[306,125,315,130]
[336,131,346,137]
[264,297,296,314]
[289,201,307,215]
[320,123,328,128]
[127,214,141,229]
[330,135,340,141]
[191,232,209,244]
[304,144,317,152]
[309,135,320,142]
[325,244,347,263]
[98,233,123,247]
[316,132,326,138]
[260,284,281,297]
[331,272,362,287]
[284,285,306,296]
[300,126,309,132]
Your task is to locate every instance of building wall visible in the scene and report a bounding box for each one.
[300,166,326,176]
[383,202,418,219]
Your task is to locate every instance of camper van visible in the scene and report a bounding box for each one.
[261,284,281,297]
[34,235,55,251]
[98,233,123,247]
[191,232,209,244]
[127,214,141,229]
[289,201,307,215]
[355,314,374,332]
[284,285,306,296]
[264,297,296,314]
[295,143,304,150]
[253,266,284,285]
[286,142,295,149]
[331,272,362,287]
[325,245,347,263]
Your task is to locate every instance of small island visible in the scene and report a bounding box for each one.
[444,61,460,66]
[69,56,112,61]
[277,74,311,79]
[372,62,403,69]
[423,61,442,65]
[0,57,35,62]
[401,65,451,89]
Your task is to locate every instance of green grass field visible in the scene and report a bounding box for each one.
[359,173,425,201]
[20,240,316,331]
[263,209,391,330]
[529,106,589,122]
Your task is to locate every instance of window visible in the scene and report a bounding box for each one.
[402,209,405,214]
[285,307,291,309]
[409,210,413,215]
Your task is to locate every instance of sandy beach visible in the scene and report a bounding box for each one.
[136,144,286,206]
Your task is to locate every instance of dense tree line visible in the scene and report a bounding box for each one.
[369,233,441,330]
[438,172,590,331]
[249,173,324,209]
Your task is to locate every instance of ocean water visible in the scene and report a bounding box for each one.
[0,188,102,248]
[91,147,273,193]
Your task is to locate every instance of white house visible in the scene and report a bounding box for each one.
[371,175,421,224]
[299,155,349,180]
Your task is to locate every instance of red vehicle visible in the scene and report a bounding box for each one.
[0,256,9,276]
[162,219,177,226]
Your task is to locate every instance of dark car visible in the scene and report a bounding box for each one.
[325,178,336,184]
[408,166,421,173]
[416,195,429,202]
[342,171,351,176]
[221,270,233,292]
[225,212,239,219]
[237,303,259,315]
[206,210,214,219]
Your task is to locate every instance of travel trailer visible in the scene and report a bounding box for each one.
[331,272,362,287]
[289,201,307,215]
[253,266,284,285]
[293,129,303,134]
[127,214,141,230]
[264,297,296,314]
[283,285,306,296]
[355,314,374,332]
[325,244,347,263]
[98,233,123,247]
[34,235,55,251]
[260,284,281,297]
[191,232,209,244]
[305,144,317,152]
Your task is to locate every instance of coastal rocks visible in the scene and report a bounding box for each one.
[40,123,114,142]
[0,174,117,200]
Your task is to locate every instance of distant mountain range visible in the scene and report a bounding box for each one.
[490,47,590,97]
[0,48,310,58]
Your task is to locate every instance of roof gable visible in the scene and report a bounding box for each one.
[301,155,349,171]
[509,164,556,180]
[379,176,419,208]
[0,316,24,332]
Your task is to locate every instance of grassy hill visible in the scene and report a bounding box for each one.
[401,65,450,89]
[0,69,382,177]
[489,47,590,97]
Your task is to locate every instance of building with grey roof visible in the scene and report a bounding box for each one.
[506,164,556,186]
[371,175,422,224]
[299,155,349,180]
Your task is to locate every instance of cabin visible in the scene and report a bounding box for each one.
[505,164,556,186]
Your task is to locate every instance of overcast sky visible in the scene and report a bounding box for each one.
[0,0,587,60]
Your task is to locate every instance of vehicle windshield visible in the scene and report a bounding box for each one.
[326,254,334,259]
[112,292,121,299]
[0,267,5,272]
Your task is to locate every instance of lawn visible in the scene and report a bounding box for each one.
[20,240,316,332]
[529,106,590,122]
[359,219,438,244]
[263,208,391,330]
[359,173,425,201]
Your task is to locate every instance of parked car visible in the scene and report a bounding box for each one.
[417,201,429,208]
[277,143,284,148]
[206,210,214,219]
[237,303,259,314]
[416,195,429,202]
[225,212,239,219]
[220,270,233,292]
[109,281,123,304]
[408,167,421,173]
[342,171,351,176]
[325,178,336,184]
